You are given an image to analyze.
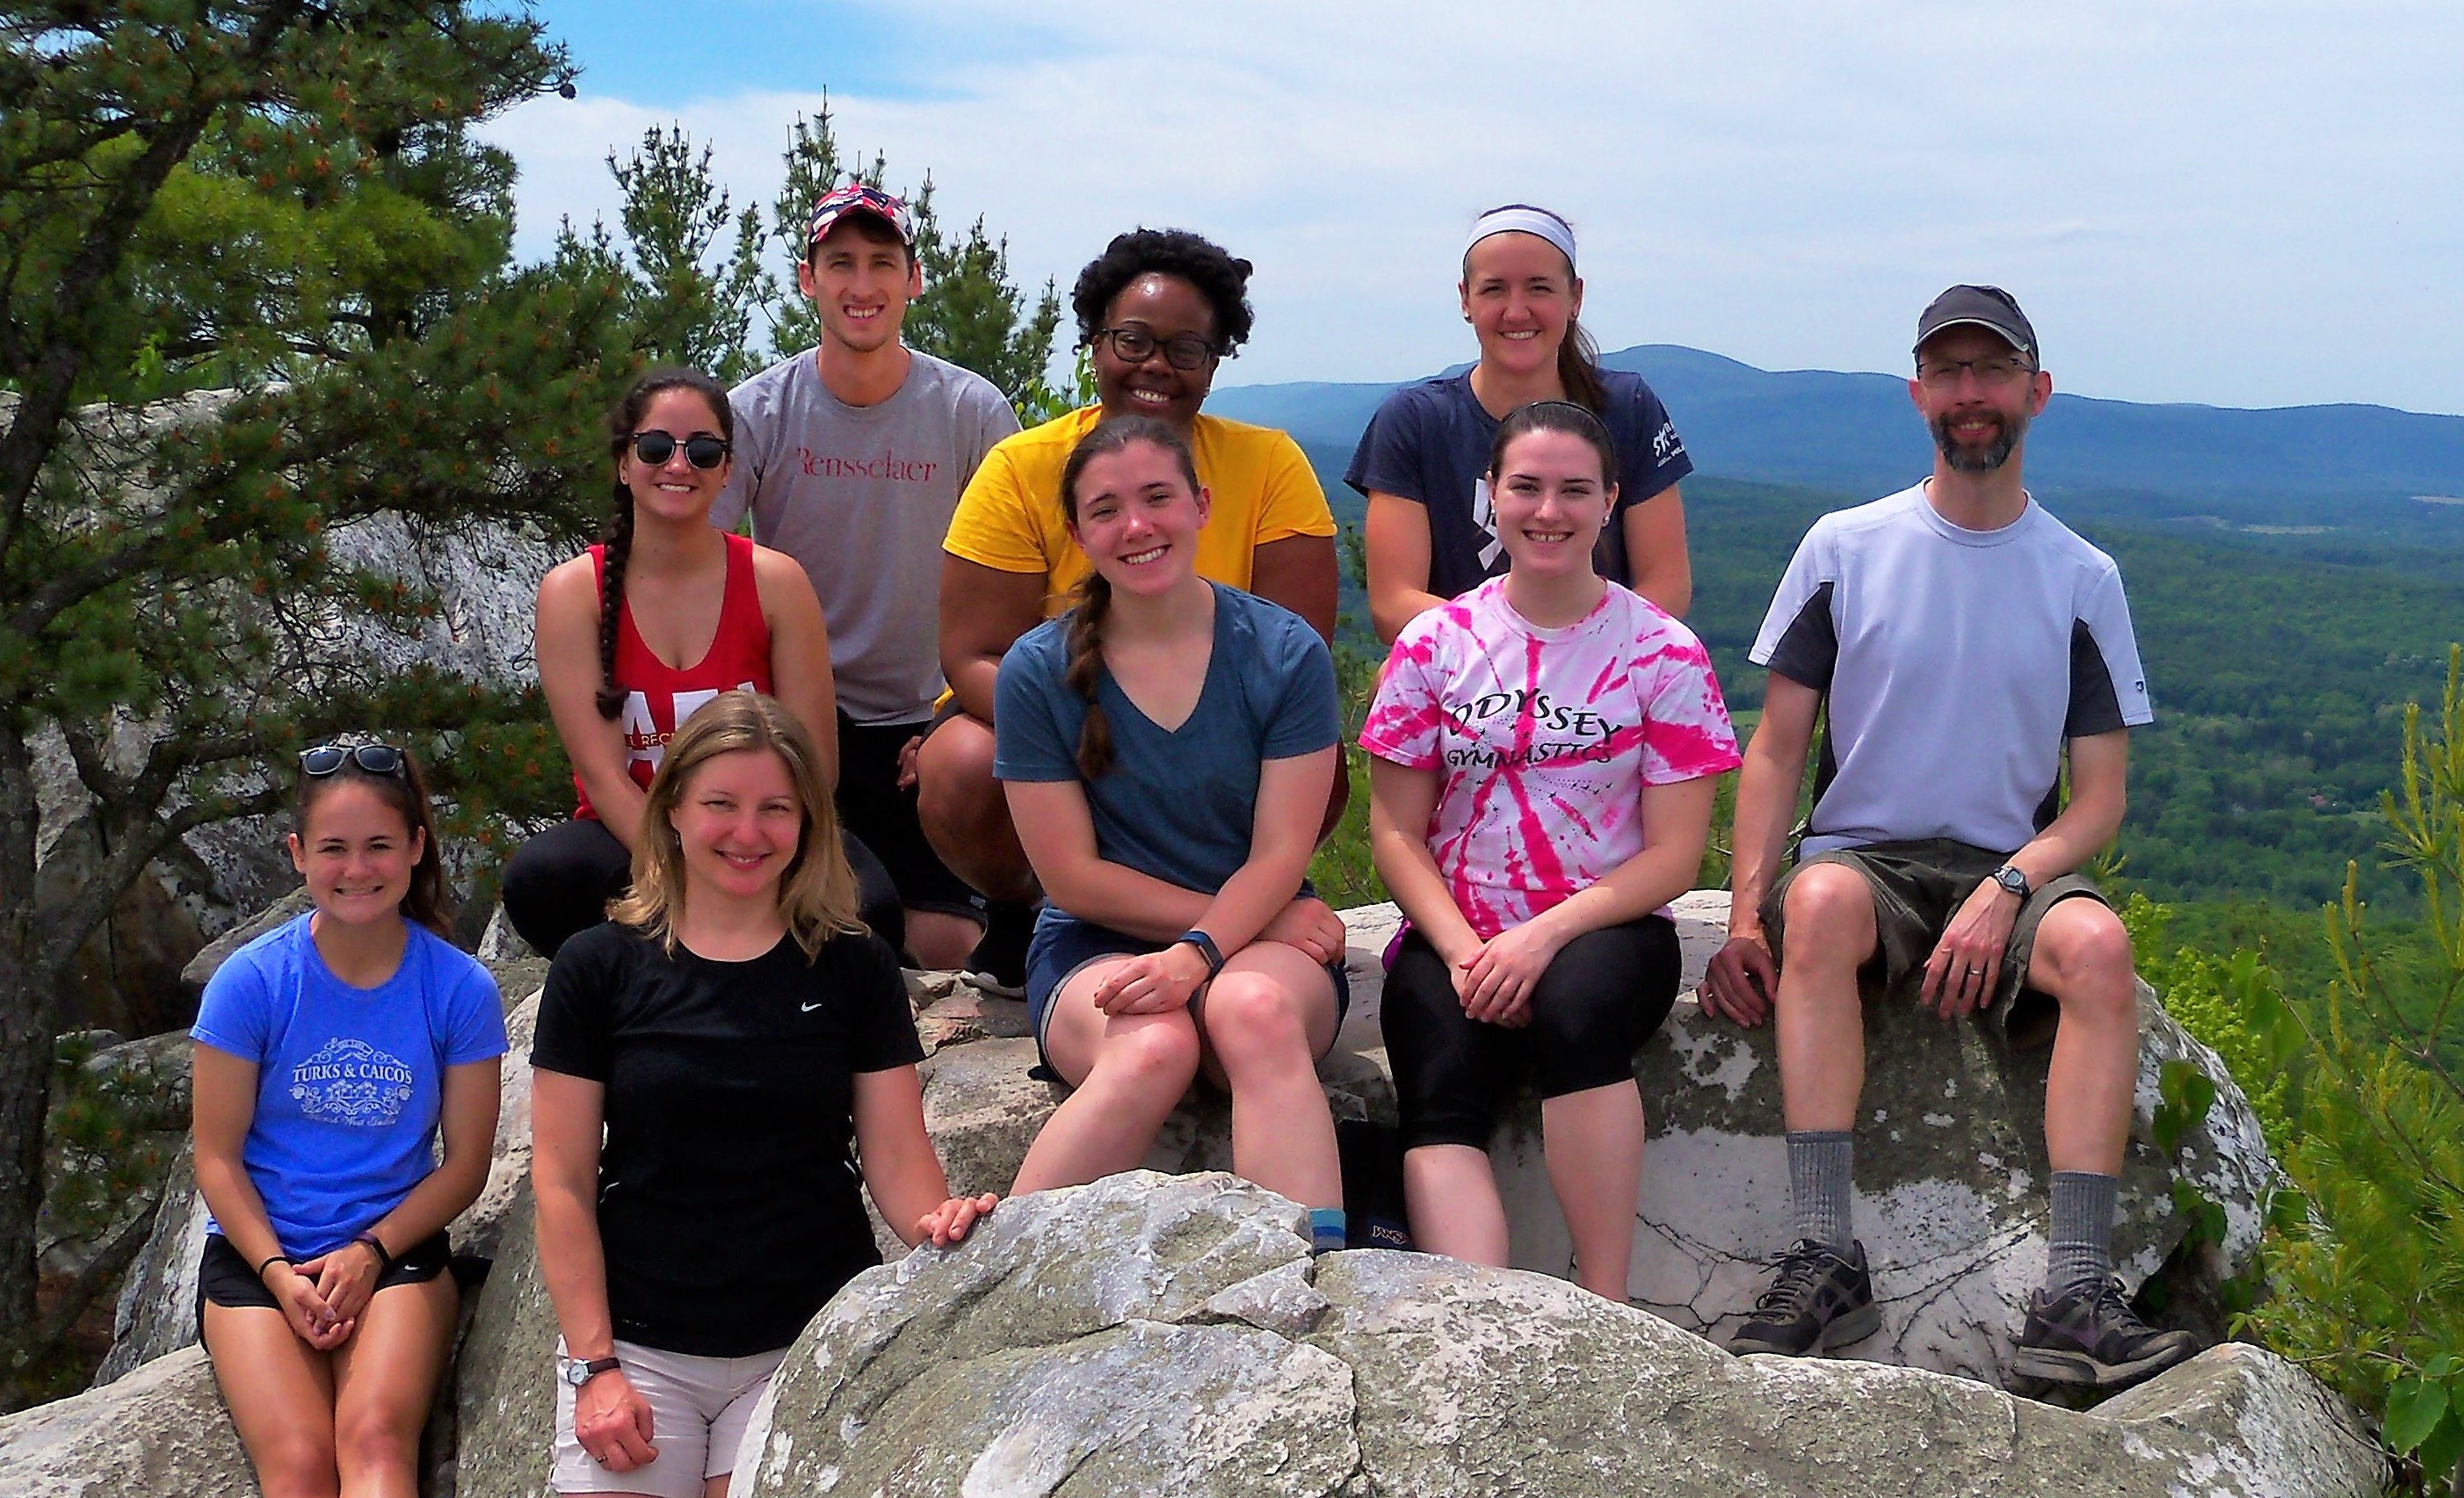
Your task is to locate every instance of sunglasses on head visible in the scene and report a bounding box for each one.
[628,431,731,470]
[300,742,406,778]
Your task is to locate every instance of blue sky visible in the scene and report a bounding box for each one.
[485,2,2464,416]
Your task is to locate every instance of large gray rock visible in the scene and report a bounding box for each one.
[1336,895,2274,1385]
[734,1171,2381,1497]
[0,1346,253,1495]
[91,1142,209,1387]
[453,1190,563,1498]
[452,988,541,1262]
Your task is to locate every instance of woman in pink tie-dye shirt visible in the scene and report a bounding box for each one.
[1360,400,1741,1298]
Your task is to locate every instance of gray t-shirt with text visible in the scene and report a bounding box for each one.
[713,348,1019,724]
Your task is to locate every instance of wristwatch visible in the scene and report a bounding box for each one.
[559,1353,621,1387]
[1989,864,2033,901]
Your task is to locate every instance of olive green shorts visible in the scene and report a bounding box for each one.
[1759,838,2106,1049]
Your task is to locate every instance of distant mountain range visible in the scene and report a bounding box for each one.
[1209,345,2464,525]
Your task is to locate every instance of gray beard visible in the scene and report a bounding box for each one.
[1932,409,2027,473]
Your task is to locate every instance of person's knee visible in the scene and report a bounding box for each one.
[1200,973,1312,1071]
[916,716,999,840]
[1098,1013,1203,1092]
[1778,865,1877,961]
[2038,904,2138,1021]
[251,1429,340,1498]
[332,1402,420,1475]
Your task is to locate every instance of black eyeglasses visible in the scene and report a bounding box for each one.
[1093,326,1224,371]
[1917,356,2033,390]
[628,431,732,469]
[300,742,406,778]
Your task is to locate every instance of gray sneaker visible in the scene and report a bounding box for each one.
[1725,1239,1883,1357]
[2011,1277,2201,1388]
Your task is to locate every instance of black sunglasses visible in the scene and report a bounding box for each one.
[300,742,406,778]
[628,430,732,470]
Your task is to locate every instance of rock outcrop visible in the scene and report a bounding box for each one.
[0,1347,252,1497]
[730,1170,2381,1497]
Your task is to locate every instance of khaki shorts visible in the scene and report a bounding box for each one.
[551,1337,786,1497]
[1760,838,2107,1049]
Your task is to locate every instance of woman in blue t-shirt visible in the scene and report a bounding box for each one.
[191,742,507,1498]
[995,415,1352,1254]
[1349,203,1697,640]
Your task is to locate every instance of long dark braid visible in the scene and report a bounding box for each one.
[1055,415,1200,779]
[593,366,735,720]
[592,477,636,720]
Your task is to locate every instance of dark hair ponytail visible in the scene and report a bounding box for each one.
[294,745,453,937]
[596,366,733,720]
[1557,316,1607,416]
[1054,415,1202,779]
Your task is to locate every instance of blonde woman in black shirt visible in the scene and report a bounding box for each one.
[531,693,992,1498]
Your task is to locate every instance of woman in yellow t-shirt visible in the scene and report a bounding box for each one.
[918,228,1340,992]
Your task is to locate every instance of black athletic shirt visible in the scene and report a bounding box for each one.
[532,922,924,1357]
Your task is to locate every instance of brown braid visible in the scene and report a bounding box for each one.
[593,366,735,720]
[1062,570,1116,778]
[591,477,635,720]
[1054,414,1200,780]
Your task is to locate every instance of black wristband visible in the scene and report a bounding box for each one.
[255,1253,292,1281]
[352,1230,393,1272]
[1176,930,1225,978]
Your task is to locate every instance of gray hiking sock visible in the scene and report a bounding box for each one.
[2047,1170,2119,1296]
[1787,1131,1855,1254]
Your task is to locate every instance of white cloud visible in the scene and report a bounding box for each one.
[481,0,2464,413]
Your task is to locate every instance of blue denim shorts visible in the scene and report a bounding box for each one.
[1024,908,1351,1075]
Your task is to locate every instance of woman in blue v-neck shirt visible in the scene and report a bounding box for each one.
[992,415,1354,1254]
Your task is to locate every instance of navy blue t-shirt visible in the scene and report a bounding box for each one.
[993,583,1340,897]
[1344,368,1693,602]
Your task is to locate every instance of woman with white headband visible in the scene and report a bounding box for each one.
[1348,204,1696,641]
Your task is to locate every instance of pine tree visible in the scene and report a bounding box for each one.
[0,1,634,1404]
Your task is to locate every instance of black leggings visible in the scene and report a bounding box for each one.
[1381,914,1681,1151]
[500,817,903,959]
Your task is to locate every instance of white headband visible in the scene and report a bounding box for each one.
[1465,206,1576,270]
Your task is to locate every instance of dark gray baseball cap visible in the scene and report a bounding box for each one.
[1915,285,2037,362]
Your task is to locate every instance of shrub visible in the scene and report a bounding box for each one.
[2239,647,2464,1494]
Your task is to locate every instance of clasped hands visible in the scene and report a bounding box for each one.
[1089,896,1345,1017]
[265,1234,388,1349]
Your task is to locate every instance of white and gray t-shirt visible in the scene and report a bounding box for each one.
[713,349,1020,725]
[1748,482,2152,858]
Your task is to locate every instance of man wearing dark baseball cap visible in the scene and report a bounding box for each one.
[1698,286,2199,1391]
[711,182,1021,972]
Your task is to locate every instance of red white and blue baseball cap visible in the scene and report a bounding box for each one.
[807,183,916,250]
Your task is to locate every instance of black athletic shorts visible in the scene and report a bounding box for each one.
[197,1227,452,1330]
[1381,915,1680,1152]
[837,711,984,923]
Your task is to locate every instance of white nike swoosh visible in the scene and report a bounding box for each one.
[801,1001,824,1013]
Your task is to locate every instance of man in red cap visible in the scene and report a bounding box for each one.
[712,184,1019,971]
[1699,286,2200,1392]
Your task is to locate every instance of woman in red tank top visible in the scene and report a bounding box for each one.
[504,368,898,959]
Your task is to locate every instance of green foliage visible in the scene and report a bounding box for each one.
[2235,648,2464,1492]
[2122,894,2297,1155]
